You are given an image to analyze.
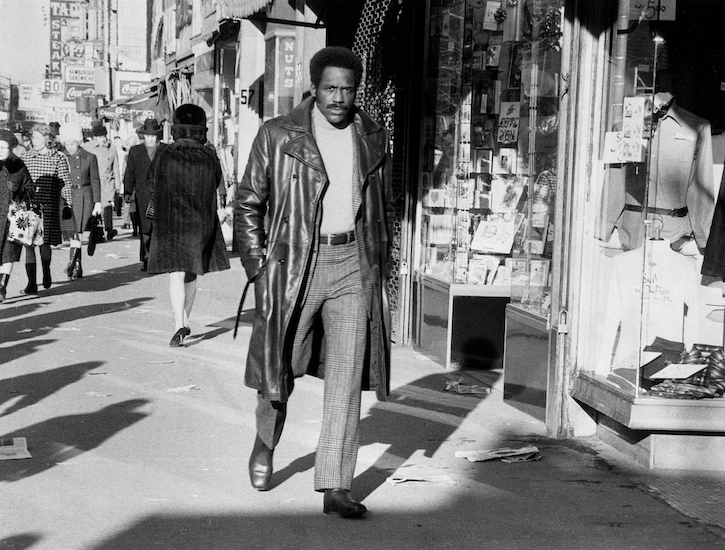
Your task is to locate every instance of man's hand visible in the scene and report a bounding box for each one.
[92,202,103,216]
[123,194,132,203]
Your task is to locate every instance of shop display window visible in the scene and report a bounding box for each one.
[578,2,725,403]
[417,0,563,318]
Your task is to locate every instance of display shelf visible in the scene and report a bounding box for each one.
[415,273,510,370]
[572,371,725,432]
[503,303,554,421]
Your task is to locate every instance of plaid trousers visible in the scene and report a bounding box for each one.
[256,240,368,491]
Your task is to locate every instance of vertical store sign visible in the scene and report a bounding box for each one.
[263,32,296,119]
[277,35,296,114]
[48,1,84,79]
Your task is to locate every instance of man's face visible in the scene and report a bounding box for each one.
[65,140,81,155]
[144,134,158,147]
[94,135,108,145]
[310,66,357,129]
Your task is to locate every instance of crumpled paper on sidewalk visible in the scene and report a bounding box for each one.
[455,445,541,463]
[444,378,491,395]
[386,475,456,486]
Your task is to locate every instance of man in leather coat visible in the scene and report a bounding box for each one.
[235,47,394,518]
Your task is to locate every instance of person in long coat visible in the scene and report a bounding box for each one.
[0,130,33,302]
[82,124,117,240]
[59,122,102,280]
[123,119,165,271]
[147,104,229,347]
[234,47,394,517]
[21,123,71,293]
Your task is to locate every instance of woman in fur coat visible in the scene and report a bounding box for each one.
[147,104,230,346]
[0,130,33,302]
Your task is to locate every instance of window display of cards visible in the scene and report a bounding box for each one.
[489,174,524,212]
[471,116,496,149]
[471,148,493,173]
[468,254,502,285]
[493,148,518,174]
[486,44,501,68]
[428,214,454,246]
[529,259,551,286]
[423,187,448,208]
[482,1,501,31]
[525,214,549,255]
[470,219,516,254]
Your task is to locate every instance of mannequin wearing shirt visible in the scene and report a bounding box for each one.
[597,92,715,252]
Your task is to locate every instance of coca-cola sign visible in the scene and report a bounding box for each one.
[118,80,151,98]
[64,83,95,101]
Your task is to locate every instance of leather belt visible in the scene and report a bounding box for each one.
[320,230,355,245]
[624,204,688,217]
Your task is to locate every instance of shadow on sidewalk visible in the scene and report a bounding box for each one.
[271,371,500,500]
[0,399,150,483]
[2,262,153,303]
[0,360,104,418]
[0,297,152,365]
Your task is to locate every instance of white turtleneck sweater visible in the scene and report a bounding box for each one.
[313,103,355,235]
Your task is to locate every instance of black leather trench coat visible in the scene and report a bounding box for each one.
[234,97,394,403]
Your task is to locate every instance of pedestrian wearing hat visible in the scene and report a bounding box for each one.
[0,129,33,302]
[59,122,102,280]
[147,104,230,346]
[83,124,118,241]
[21,123,72,293]
[123,119,165,271]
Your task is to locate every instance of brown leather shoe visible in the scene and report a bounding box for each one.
[249,436,273,491]
[323,489,367,518]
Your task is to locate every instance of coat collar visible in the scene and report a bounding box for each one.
[280,96,385,176]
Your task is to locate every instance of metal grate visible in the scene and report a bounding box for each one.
[352,0,405,341]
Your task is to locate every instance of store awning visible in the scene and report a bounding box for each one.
[97,89,170,124]
[218,0,274,19]
[192,0,273,46]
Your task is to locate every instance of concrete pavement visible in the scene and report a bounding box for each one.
[1,226,725,550]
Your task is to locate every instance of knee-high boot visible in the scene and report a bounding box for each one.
[73,251,83,279]
[23,264,38,294]
[66,248,81,280]
[42,260,52,289]
[0,273,9,302]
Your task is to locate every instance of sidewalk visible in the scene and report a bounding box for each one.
[1,226,724,550]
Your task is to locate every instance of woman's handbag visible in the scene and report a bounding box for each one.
[7,197,44,246]
[145,199,154,220]
[87,215,105,256]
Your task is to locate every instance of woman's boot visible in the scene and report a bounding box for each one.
[42,260,52,289]
[73,252,83,279]
[0,274,9,302]
[22,264,38,294]
[67,248,80,280]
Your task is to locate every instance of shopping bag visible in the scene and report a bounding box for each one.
[7,199,44,246]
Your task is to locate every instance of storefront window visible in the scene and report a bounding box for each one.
[414,0,563,368]
[417,0,563,314]
[581,1,725,401]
